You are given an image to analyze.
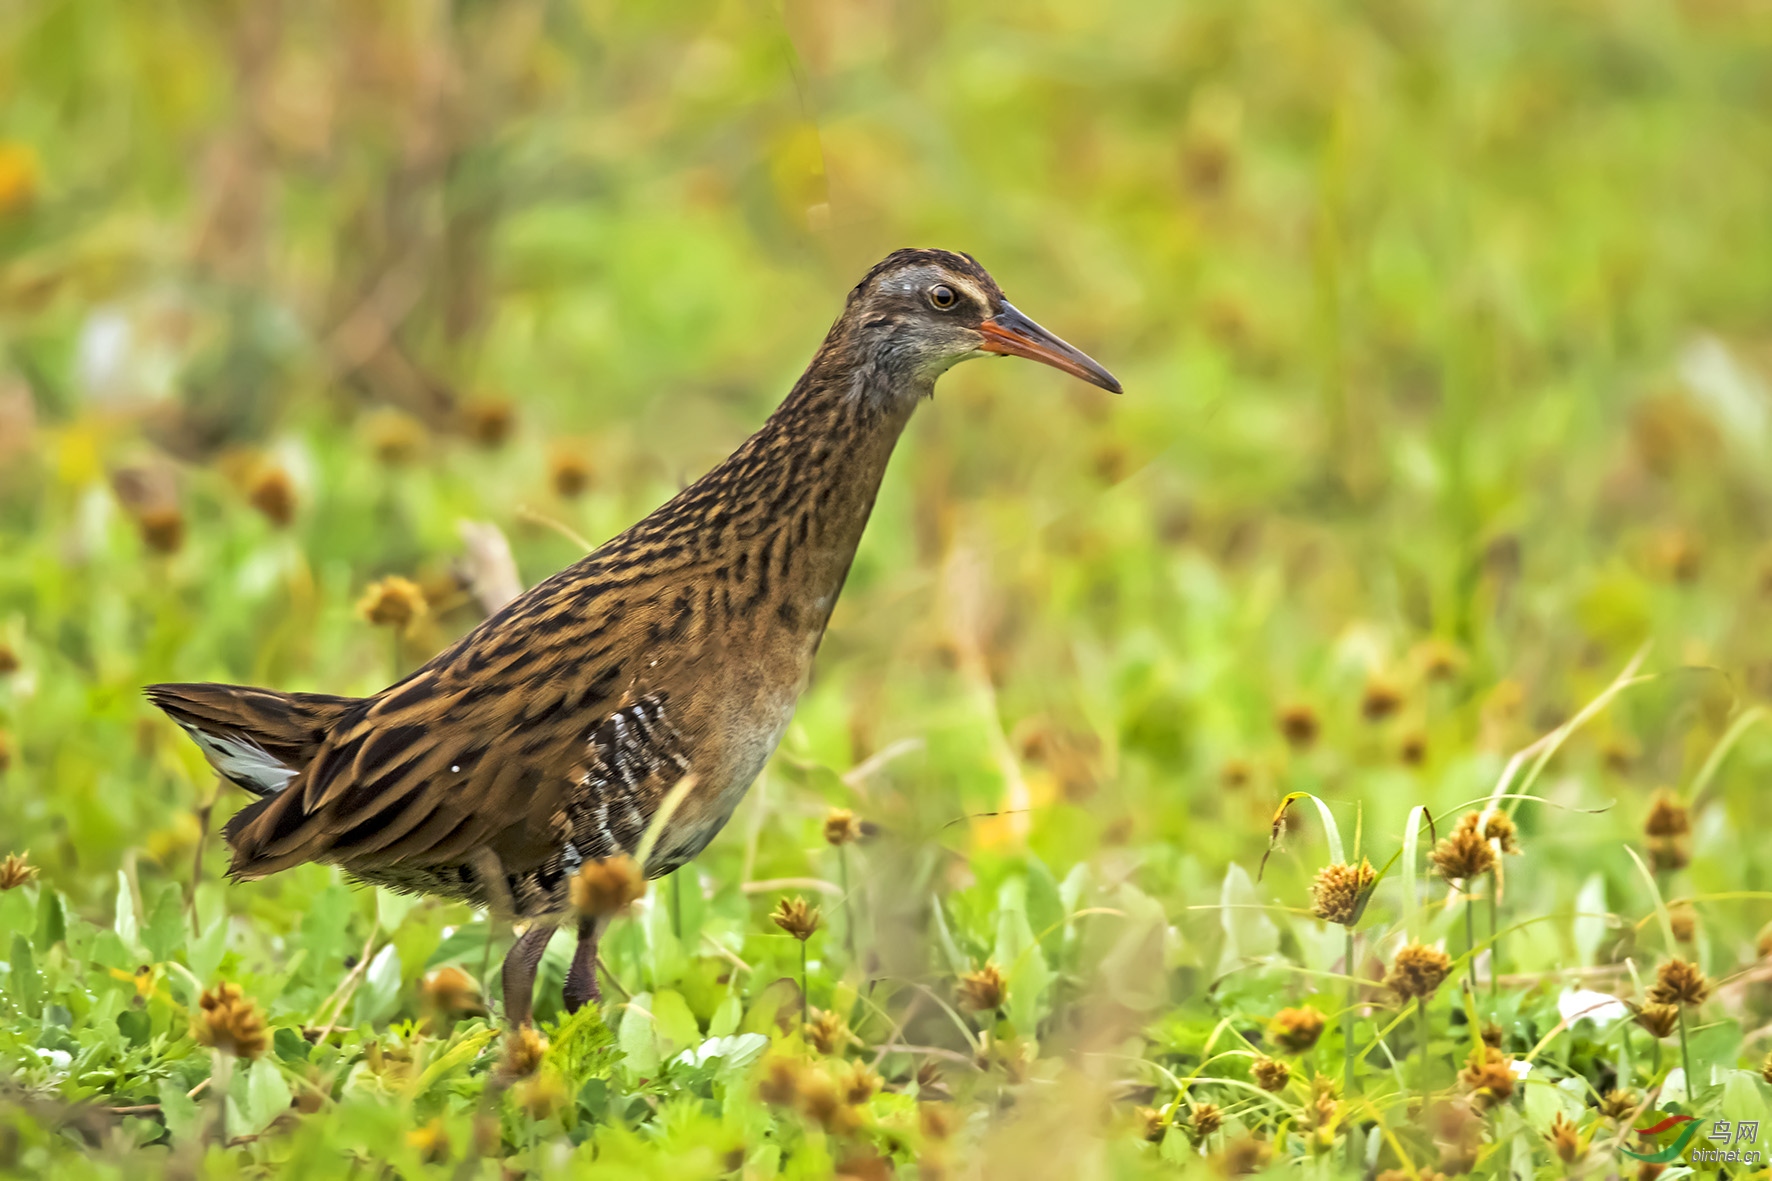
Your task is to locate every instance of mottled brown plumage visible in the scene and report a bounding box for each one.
[148,248,1118,1023]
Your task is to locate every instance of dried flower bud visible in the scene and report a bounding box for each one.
[1464,809,1521,855]
[823,808,862,846]
[1645,836,1689,873]
[1756,922,1772,960]
[136,506,186,554]
[1269,1005,1326,1053]
[1480,1022,1503,1048]
[569,855,646,919]
[956,962,1007,1013]
[461,398,516,448]
[1310,860,1377,927]
[757,1055,802,1106]
[0,851,37,890]
[421,965,485,1017]
[1276,703,1320,748]
[192,982,268,1059]
[1361,677,1403,722]
[247,464,296,527]
[367,410,425,466]
[1189,1101,1223,1140]
[1137,1106,1166,1142]
[0,644,19,675]
[919,1103,956,1142]
[1252,1055,1290,1092]
[1668,905,1696,943]
[772,896,821,942]
[1432,822,1497,884]
[500,1026,548,1078]
[1386,942,1453,1000]
[1643,790,1689,838]
[1413,638,1466,681]
[796,1068,849,1132]
[1647,958,1710,1007]
[549,448,593,498]
[1547,1112,1585,1163]
[840,1061,881,1106]
[805,1008,850,1056]
[1632,1002,1679,1039]
[1219,757,1253,789]
[1459,1045,1516,1109]
[1598,1089,1640,1122]
[1399,731,1428,766]
[1219,1136,1274,1176]
[357,576,428,633]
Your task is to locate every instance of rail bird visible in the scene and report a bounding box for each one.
[148,248,1119,1025]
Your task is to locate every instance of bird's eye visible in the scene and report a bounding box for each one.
[928,284,957,310]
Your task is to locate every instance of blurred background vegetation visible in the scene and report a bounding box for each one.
[3,0,1772,1175]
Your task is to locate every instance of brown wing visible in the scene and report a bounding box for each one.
[145,683,359,797]
[222,559,706,885]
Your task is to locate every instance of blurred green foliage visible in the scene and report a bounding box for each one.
[3,0,1772,1175]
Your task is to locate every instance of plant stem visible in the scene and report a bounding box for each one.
[839,847,854,961]
[799,940,809,1031]
[1488,876,1499,1002]
[1465,894,1476,986]
[670,871,682,941]
[1344,925,1357,1171]
[1676,1007,1695,1101]
[1418,996,1431,1092]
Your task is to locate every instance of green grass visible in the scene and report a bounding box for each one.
[3,0,1772,1176]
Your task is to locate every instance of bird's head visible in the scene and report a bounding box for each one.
[837,248,1121,399]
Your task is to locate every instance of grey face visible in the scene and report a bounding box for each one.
[846,255,1121,399]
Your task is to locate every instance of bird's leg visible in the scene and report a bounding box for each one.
[562,917,602,1013]
[501,922,556,1028]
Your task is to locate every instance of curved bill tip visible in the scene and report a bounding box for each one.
[977,303,1122,394]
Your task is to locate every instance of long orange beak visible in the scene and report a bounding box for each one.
[977,303,1121,393]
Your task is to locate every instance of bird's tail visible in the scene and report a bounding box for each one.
[145,682,359,799]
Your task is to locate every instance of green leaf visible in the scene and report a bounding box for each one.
[142,885,186,966]
[929,895,969,975]
[1400,805,1429,941]
[425,921,493,969]
[187,912,229,984]
[156,1078,202,1146]
[1024,854,1066,960]
[707,990,742,1039]
[993,877,1052,1031]
[545,1003,617,1087]
[112,870,141,956]
[619,991,661,1080]
[375,888,418,934]
[34,886,65,951]
[1217,862,1279,975]
[352,943,402,1027]
[649,987,701,1056]
[9,933,41,1015]
[240,1055,292,1135]
[1572,873,1607,967]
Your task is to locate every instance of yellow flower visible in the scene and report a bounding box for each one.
[823,808,862,846]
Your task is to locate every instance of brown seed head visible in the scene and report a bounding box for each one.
[772,896,821,942]
[1647,958,1710,1007]
[192,982,268,1059]
[1548,1112,1585,1164]
[1598,1089,1640,1122]
[1645,836,1690,873]
[840,1061,881,1107]
[1387,942,1453,1000]
[1643,790,1689,838]
[1137,1106,1166,1142]
[1269,1005,1327,1054]
[500,1026,548,1077]
[1459,1046,1516,1110]
[0,644,19,675]
[407,1117,450,1163]
[1277,703,1320,748]
[757,1055,802,1106]
[1310,860,1377,927]
[796,1068,848,1132]
[823,808,862,846]
[1432,823,1497,884]
[549,448,593,498]
[1252,1055,1290,1092]
[1218,1136,1274,1176]
[1361,677,1403,722]
[805,1009,850,1056]
[1413,638,1466,682]
[569,854,646,919]
[461,398,516,448]
[0,851,38,890]
[919,1103,956,1142]
[1632,1002,1679,1039]
[1471,810,1521,855]
[1219,756,1253,789]
[1480,1022,1503,1048]
[956,962,1008,1012]
[367,410,425,465]
[357,576,428,633]
[1190,1102,1223,1140]
[136,506,186,555]
[1399,731,1428,766]
[1668,905,1696,944]
[247,464,296,527]
[421,965,485,1017]
[1756,922,1772,960]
